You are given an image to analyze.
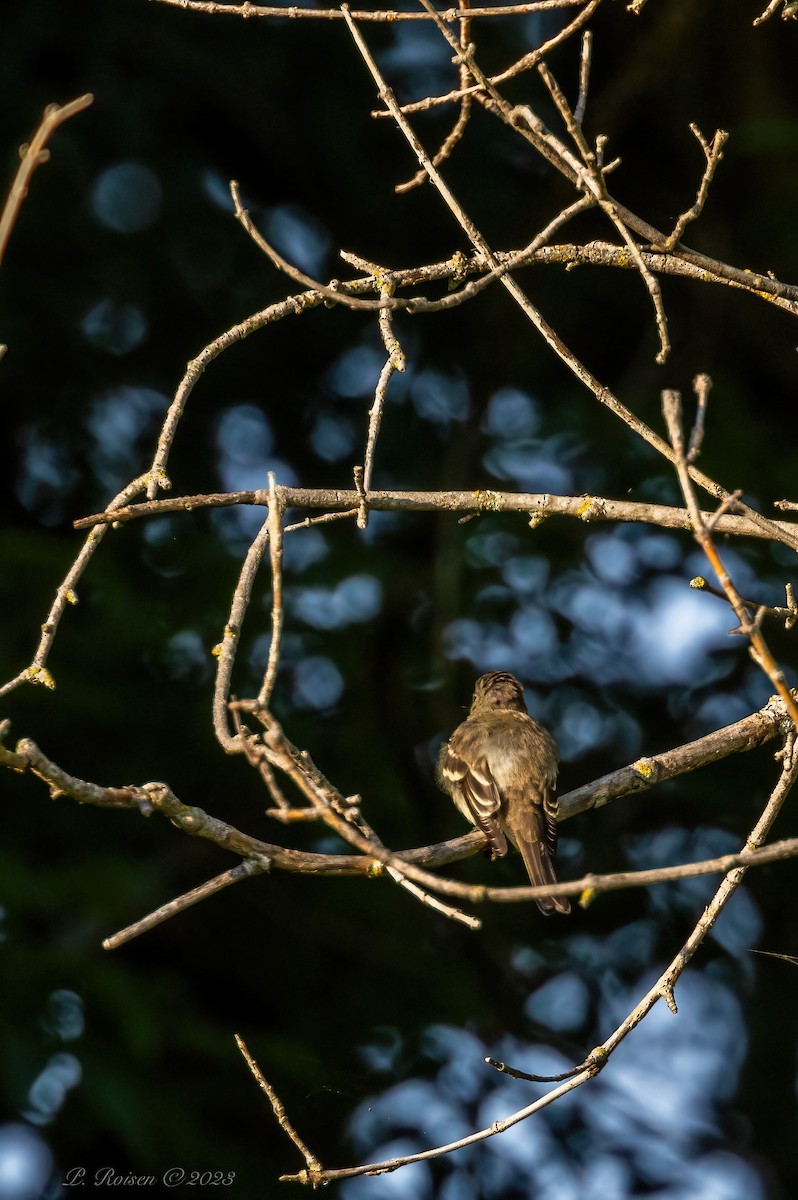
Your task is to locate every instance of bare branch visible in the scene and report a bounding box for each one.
[558,692,788,821]
[690,575,798,632]
[2,694,792,945]
[231,179,395,313]
[344,3,773,514]
[73,485,798,547]
[375,0,601,115]
[279,1063,596,1184]
[151,0,591,21]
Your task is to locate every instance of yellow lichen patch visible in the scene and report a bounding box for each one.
[632,757,655,779]
[150,468,171,492]
[26,666,55,689]
[473,490,504,512]
[743,266,777,301]
[448,249,468,291]
[577,496,605,521]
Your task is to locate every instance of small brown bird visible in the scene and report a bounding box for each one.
[437,671,570,915]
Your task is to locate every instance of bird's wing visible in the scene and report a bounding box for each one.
[542,785,559,859]
[438,743,508,859]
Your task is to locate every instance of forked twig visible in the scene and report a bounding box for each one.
[662,389,798,730]
[395,0,474,193]
[537,59,670,363]
[339,249,407,513]
[753,0,798,24]
[654,125,728,253]
[376,0,601,118]
[230,179,392,313]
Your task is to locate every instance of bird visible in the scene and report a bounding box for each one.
[437,671,570,915]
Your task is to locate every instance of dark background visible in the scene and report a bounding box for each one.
[2,1,798,1197]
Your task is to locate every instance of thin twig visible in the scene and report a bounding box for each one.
[689,575,798,631]
[378,0,601,119]
[753,0,786,24]
[339,250,407,511]
[487,1047,605,1083]
[102,860,269,950]
[231,179,392,313]
[385,865,481,929]
[258,473,284,707]
[686,372,712,463]
[537,59,670,363]
[398,14,798,315]
[279,1061,598,1183]
[573,30,592,126]
[0,472,153,700]
[83,235,798,517]
[395,95,473,194]
[654,126,728,254]
[598,748,798,1054]
[234,704,490,925]
[211,516,272,750]
[395,0,474,193]
[235,1036,323,1183]
[0,94,93,266]
[232,704,294,808]
[662,389,798,730]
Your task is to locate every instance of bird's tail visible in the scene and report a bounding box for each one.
[507,809,570,916]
